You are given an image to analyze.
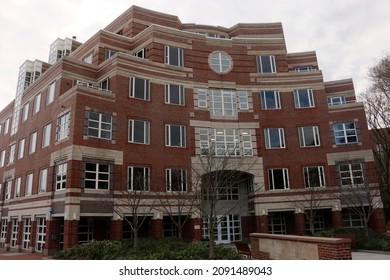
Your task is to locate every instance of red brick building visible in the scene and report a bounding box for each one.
[0,6,386,255]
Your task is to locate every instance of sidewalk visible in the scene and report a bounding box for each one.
[352,250,390,260]
[0,248,51,260]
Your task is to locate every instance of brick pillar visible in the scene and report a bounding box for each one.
[256,215,269,233]
[45,219,60,255]
[191,218,202,240]
[294,212,305,235]
[370,208,387,232]
[63,220,79,249]
[110,219,123,240]
[5,220,11,251]
[30,220,37,252]
[332,210,343,229]
[150,219,163,238]
[16,220,23,252]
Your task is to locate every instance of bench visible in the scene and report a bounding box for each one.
[234,242,252,259]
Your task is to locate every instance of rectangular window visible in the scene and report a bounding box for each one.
[55,162,67,190]
[10,219,18,248]
[83,53,93,64]
[42,123,52,148]
[5,180,12,200]
[56,112,71,141]
[197,89,208,108]
[165,84,185,105]
[98,78,109,91]
[328,96,346,106]
[85,163,110,190]
[166,169,187,192]
[210,89,237,116]
[35,218,46,252]
[261,90,281,109]
[87,111,112,140]
[105,49,116,59]
[212,128,240,156]
[15,177,21,198]
[265,128,285,149]
[165,46,184,67]
[199,128,210,155]
[0,219,7,239]
[39,169,48,193]
[293,89,315,108]
[238,91,249,110]
[25,173,33,196]
[165,124,186,147]
[18,138,25,159]
[22,218,31,249]
[295,66,313,72]
[4,118,10,135]
[128,166,149,191]
[304,166,325,188]
[130,77,150,100]
[257,55,276,73]
[269,168,289,190]
[338,163,364,186]
[8,144,16,164]
[268,212,287,234]
[333,122,358,145]
[342,210,364,228]
[46,82,56,105]
[242,129,253,156]
[298,126,320,147]
[0,150,5,167]
[22,102,30,122]
[128,119,150,144]
[29,131,37,154]
[33,93,41,114]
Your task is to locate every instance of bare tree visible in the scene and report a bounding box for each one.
[192,145,259,259]
[362,54,390,215]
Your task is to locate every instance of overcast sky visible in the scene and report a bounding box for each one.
[1,0,389,111]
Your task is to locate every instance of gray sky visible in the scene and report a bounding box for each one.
[1,0,389,111]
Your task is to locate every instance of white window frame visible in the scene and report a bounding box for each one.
[328,96,346,106]
[165,45,184,67]
[83,53,93,64]
[0,219,7,239]
[55,162,67,190]
[35,217,46,252]
[42,123,52,148]
[84,163,110,190]
[33,93,41,114]
[10,219,18,248]
[212,128,240,156]
[268,168,290,190]
[261,90,281,109]
[338,163,364,186]
[298,126,320,147]
[210,89,237,116]
[333,122,358,145]
[8,144,16,164]
[15,177,21,198]
[0,150,5,167]
[25,173,33,196]
[5,180,12,200]
[166,168,187,192]
[18,138,25,159]
[4,118,10,135]
[238,91,249,110]
[22,218,31,250]
[130,77,150,100]
[128,119,150,144]
[209,51,232,73]
[265,128,285,149]
[165,124,186,148]
[39,169,48,193]
[197,89,208,108]
[56,112,71,141]
[257,55,276,73]
[128,166,150,191]
[87,111,113,140]
[304,166,325,188]
[165,84,185,105]
[22,102,30,122]
[293,89,315,108]
[46,82,56,105]
[29,131,37,154]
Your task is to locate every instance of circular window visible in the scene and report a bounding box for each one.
[209,51,232,73]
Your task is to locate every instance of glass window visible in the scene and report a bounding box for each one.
[42,123,52,148]
[22,218,31,249]
[209,51,232,73]
[8,144,15,164]
[304,166,325,188]
[333,122,358,145]
[35,217,46,252]
[294,89,315,108]
[56,112,71,141]
[298,126,320,147]
[33,93,41,114]
[338,163,364,186]
[342,210,364,228]
[295,66,312,72]
[17,138,25,160]
[212,128,240,156]
[15,177,21,198]
[128,119,150,144]
[210,89,237,116]
[29,131,37,154]
[85,163,110,190]
[257,55,276,73]
[0,150,5,167]
[166,169,187,192]
[165,84,185,105]
[83,53,93,64]
[128,166,149,191]
[328,96,346,106]
[134,48,146,59]
[130,77,150,100]
[25,173,33,196]
[55,162,67,190]
[98,78,109,91]
[269,168,289,190]
[46,82,56,105]
[165,46,184,67]
[1,219,7,239]
[197,89,207,108]
[261,90,280,109]
[39,169,48,193]
[4,118,10,135]
[264,128,285,149]
[166,124,186,147]
[105,49,117,59]
[10,219,18,248]
[5,180,12,200]
[22,102,29,122]
[238,91,249,110]
[87,111,112,140]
